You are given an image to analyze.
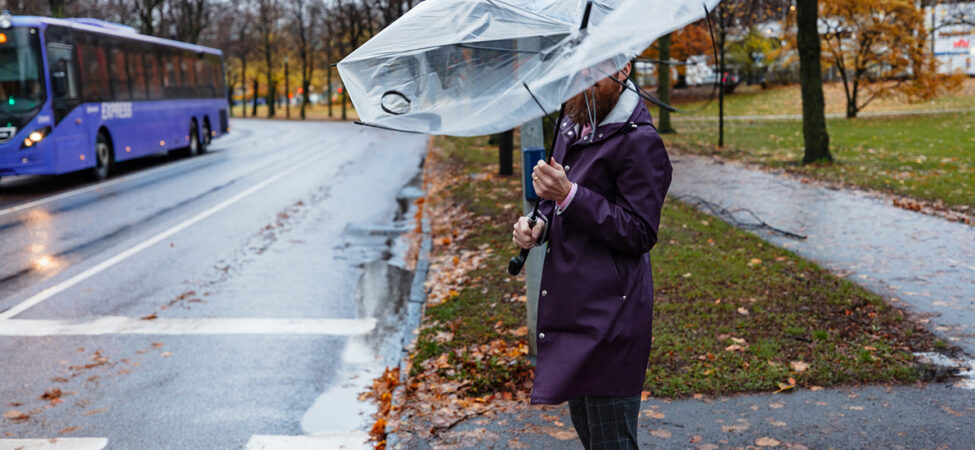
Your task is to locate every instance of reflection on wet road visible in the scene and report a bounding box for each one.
[669,153,975,354]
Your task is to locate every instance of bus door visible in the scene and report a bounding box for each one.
[45,38,89,172]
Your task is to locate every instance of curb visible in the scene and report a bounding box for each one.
[386,213,432,449]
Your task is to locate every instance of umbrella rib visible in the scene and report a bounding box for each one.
[353,121,426,134]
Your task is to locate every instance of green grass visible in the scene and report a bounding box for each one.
[662,112,975,211]
[410,135,940,399]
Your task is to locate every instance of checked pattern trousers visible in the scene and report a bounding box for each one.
[568,395,641,450]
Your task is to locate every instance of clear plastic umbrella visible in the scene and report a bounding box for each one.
[337,0,721,136]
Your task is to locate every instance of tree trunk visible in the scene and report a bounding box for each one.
[327,66,333,118]
[796,0,832,163]
[656,33,676,134]
[252,79,258,117]
[241,58,248,118]
[718,27,726,148]
[341,83,347,120]
[49,0,66,18]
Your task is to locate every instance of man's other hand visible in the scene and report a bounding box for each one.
[532,158,572,203]
[512,216,545,249]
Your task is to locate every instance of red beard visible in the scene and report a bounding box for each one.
[564,79,623,127]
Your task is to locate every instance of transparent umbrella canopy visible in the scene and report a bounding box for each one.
[337,0,720,136]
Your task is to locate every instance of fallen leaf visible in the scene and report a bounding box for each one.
[769,403,784,409]
[650,429,672,439]
[725,344,745,352]
[643,410,665,419]
[730,337,747,345]
[748,258,763,267]
[849,406,864,411]
[641,391,650,401]
[160,352,172,358]
[59,426,81,434]
[140,313,158,321]
[755,437,781,447]
[4,410,29,421]
[682,272,692,278]
[809,386,824,391]
[151,342,164,348]
[768,419,787,427]
[83,408,108,416]
[790,361,809,373]
[690,435,703,443]
[721,423,750,433]
[737,307,749,315]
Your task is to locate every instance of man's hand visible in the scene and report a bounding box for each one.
[532,158,572,203]
[512,216,545,249]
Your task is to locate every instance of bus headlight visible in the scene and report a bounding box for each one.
[21,127,51,148]
[0,14,11,29]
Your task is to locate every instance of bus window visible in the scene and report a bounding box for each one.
[78,35,110,102]
[145,52,163,100]
[110,46,131,101]
[127,46,147,101]
[194,54,207,97]
[179,52,192,97]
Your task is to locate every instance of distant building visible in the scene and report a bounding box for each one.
[926,2,975,75]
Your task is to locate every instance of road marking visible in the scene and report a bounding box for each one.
[0,149,332,320]
[0,316,376,336]
[245,433,369,450]
[0,439,108,450]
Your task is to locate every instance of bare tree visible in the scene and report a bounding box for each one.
[256,0,280,118]
[290,0,321,119]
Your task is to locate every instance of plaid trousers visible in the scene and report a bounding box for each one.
[568,395,641,450]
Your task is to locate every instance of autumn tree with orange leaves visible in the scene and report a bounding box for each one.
[819,0,961,118]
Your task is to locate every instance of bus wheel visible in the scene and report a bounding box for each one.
[200,120,211,154]
[91,132,115,180]
[187,122,201,157]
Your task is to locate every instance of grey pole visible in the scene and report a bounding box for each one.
[520,117,545,359]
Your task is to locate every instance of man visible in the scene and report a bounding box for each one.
[511,61,672,449]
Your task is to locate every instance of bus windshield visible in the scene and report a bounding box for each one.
[0,27,45,116]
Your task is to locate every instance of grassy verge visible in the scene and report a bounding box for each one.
[662,112,975,213]
[673,78,975,117]
[227,103,359,121]
[405,135,941,402]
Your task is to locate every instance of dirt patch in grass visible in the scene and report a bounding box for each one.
[393,134,944,437]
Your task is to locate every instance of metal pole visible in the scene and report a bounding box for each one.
[499,130,514,175]
[520,117,545,359]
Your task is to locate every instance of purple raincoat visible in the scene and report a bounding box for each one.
[530,92,672,405]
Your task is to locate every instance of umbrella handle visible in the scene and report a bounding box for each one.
[507,216,538,276]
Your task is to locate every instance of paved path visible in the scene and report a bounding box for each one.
[668,152,975,356]
[674,106,975,122]
[394,382,975,449]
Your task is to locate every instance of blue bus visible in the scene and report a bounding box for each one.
[0,14,228,182]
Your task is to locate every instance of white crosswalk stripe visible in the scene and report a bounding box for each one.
[0,438,108,450]
[0,317,376,336]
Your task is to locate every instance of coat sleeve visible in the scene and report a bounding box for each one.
[560,129,672,256]
[534,199,556,244]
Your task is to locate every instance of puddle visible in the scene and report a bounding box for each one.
[300,176,423,437]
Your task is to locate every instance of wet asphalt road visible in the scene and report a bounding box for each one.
[0,119,427,449]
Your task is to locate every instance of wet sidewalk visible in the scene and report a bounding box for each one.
[668,152,975,356]
[393,382,975,449]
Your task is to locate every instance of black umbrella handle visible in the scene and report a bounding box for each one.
[508,216,538,276]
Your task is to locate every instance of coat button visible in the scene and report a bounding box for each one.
[546,247,551,254]
[621,295,627,301]
[598,133,603,138]
[539,332,546,339]
[568,131,573,136]
[541,290,548,296]
[563,165,570,171]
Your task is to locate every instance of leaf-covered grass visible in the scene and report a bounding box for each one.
[646,201,937,397]
[410,135,940,399]
[663,111,975,211]
[673,78,975,117]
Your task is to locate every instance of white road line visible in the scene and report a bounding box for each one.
[0,439,108,450]
[0,317,376,336]
[0,149,331,320]
[245,433,369,450]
